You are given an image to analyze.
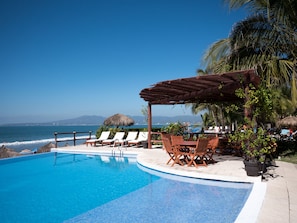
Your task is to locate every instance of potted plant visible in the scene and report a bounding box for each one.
[229,125,277,176]
[226,83,278,176]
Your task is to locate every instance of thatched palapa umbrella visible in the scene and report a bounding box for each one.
[277,116,297,130]
[104,113,134,127]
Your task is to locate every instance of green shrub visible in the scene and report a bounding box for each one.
[228,125,277,162]
[161,122,186,136]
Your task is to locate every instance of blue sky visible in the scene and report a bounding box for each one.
[0,0,247,124]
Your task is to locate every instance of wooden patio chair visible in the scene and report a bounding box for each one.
[161,133,183,165]
[185,138,210,168]
[170,135,191,164]
[205,136,220,163]
[161,136,178,165]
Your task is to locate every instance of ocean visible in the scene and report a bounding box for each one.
[0,125,156,152]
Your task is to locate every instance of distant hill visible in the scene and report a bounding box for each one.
[46,115,106,125]
[1,115,202,126]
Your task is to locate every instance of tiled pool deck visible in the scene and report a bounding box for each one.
[52,145,297,223]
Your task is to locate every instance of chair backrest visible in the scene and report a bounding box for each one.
[171,135,184,151]
[125,131,138,141]
[162,137,174,153]
[161,133,171,143]
[161,133,171,150]
[161,132,171,144]
[171,135,184,146]
[195,138,210,153]
[98,131,111,140]
[113,132,125,140]
[207,137,219,150]
[137,132,148,141]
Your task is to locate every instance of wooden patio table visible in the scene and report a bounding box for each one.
[172,140,197,166]
[178,140,197,148]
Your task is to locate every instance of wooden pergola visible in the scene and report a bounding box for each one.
[139,69,261,148]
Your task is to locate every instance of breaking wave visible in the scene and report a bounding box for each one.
[1,138,55,147]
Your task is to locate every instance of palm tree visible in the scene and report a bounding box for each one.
[203,0,297,121]
[200,113,212,130]
[141,105,148,123]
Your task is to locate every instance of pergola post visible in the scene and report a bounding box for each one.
[147,103,152,149]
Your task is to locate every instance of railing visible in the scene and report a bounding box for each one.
[54,131,92,148]
[151,132,162,144]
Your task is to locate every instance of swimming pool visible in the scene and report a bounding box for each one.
[0,152,253,223]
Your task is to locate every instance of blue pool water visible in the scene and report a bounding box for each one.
[0,153,252,223]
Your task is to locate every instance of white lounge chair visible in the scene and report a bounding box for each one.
[127,131,148,147]
[114,131,138,147]
[101,132,125,146]
[86,131,111,146]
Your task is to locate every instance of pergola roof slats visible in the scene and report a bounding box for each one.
[140,69,260,105]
